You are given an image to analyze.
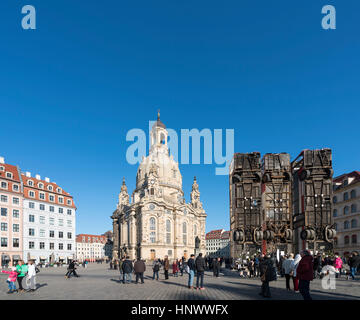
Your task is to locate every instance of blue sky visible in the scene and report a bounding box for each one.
[0,1,359,235]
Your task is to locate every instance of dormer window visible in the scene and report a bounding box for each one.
[48,185,53,191]
[38,183,44,189]
[0,166,4,171]
[6,172,13,179]
[343,179,348,186]
[28,180,34,187]
[57,187,62,194]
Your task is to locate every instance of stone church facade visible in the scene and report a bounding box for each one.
[111,113,207,261]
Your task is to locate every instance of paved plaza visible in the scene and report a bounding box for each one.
[0,263,359,300]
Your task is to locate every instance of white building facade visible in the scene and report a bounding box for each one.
[206,229,230,258]
[22,173,76,264]
[76,234,106,262]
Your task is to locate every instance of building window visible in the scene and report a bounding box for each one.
[58,197,64,204]
[67,220,72,227]
[40,229,45,237]
[49,230,54,238]
[40,242,45,249]
[1,195,8,202]
[333,209,337,217]
[150,217,156,231]
[67,199,72,206]
[1,223,7,231]
[39,193,45,200]
[29,191,35,198]
[183,222,187,245]
[344,206,349,215]
[351,219,357,228]
[57,188,62,194]
[352,235,357,244]
[39,216,45,224]
[59,208,63,214]
[351,204,357,213]
[49,195,54,202]
[1,182,8,189]
[343,192,349,201]
[150,232,156,243]
[67,209,72,215]
[13,238,19,248]
[333,196,337,204]
[29,215,35,222]
[344,236,350,245]
[58,219,63,226]
[49,243,54,250]
[13,224,19,232]
[28,180,33,186]
[12,184,19,192]
[67,244,72,250]
[48,185,53,191]
[39,204,45,211]
[29,202,34,209]
[13,210,19,218]
[59,231,63,238]
[49,218,54,225]
[1,238,7,247]
[29,241,34,249]
[59,243,63,250]
[344,221,350,230]
[49,206,54,212]
[350,189,356,199]
[1,208,7,216]
[12,197,19,205]
[29,228,35,236]
[67,232,72,239]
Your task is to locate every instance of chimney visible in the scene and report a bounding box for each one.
[0,157,4,164]
[45,177,50,183]
[35,174,41,180]
[25,172,31,178]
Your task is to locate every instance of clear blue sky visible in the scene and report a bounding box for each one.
[0,1,359,235]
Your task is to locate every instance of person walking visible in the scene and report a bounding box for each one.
[119,258,125,282]
[259,253,277,298]
[164,256,170,280]
[248,259,255,278]
[122,256,133,284]
[290,254,301,292]
[348,252,360,280]
[283,254,294,291]
[16,260,28,293]
[26,260,38,292]
[213,258,221,277]
[187,254,196,289]
[65,260,79,278]
[296,250,314,300]
[195,253,206,290]
[334,255,343,278]
[254,256,260,277]
[134,258,146,284]
[2,267,18,294]
[152,259,161,280]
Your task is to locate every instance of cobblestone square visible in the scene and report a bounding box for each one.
[0,264,359,300]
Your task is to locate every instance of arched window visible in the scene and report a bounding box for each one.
[160,133,166,145]
[352,235,357,244]
[166,220,171,244]
[343,192,349,201]
[351,219,357,228]
[333,209,337,217]
[150,217,156,231]
[182,222,187,245]
[344,206,349,215]
[344,221,350,229]
[344,236,350,245]
[351,204,357,213]
[350,189,356,199]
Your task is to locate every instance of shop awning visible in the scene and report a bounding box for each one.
[12,255,21,260]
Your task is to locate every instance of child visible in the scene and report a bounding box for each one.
[2,267,18,294]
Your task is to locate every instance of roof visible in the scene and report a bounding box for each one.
[206,229,230,240]
[333,171,360,190]
[76,234,107,243]
[0,163,21,182]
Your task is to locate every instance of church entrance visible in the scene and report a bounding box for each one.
[150,249,156,260]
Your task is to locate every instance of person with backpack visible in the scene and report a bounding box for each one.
[259,253,277,298]
[152,259,161,280]
[26,259,39,292]
[187,254,196,289]
[122,256,133,284]
[195,253,206,290]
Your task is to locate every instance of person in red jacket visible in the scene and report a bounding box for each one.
[296,250,314,300]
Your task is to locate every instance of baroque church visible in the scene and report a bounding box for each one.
[111,113,207,261]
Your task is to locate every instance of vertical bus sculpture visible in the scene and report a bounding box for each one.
[291,148,336,254]
[261,153,293,254]
[230,153,263,259]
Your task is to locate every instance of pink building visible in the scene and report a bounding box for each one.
[0,157,23,266]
